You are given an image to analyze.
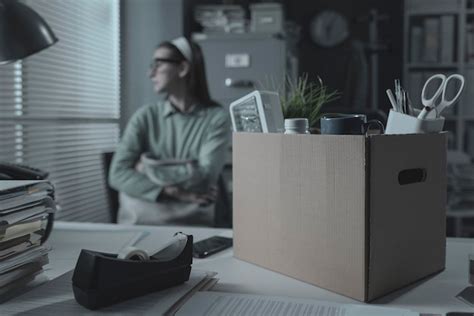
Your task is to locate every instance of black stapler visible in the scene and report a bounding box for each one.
[72,233,193,310]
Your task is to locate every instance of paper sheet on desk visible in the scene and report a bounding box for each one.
[1,269,216,315]
[176,292,419,316]
[49,230,147,258]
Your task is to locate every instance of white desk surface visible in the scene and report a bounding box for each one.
[25,222,474,314]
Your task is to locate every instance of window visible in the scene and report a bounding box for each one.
[0,0,120,222]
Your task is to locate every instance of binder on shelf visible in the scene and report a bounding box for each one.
[466,23,474,63]
[467,124,474,159]
[465,69,474,116]
[423,18,440,63]
[410,26,423,63]
[440,15,455,63]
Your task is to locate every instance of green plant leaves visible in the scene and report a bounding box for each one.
[281,74,340,127]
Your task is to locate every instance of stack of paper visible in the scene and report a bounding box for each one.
[194,5,246,34]
[0,181,56,298]
[176,292,419,316]
[1,269,217,314]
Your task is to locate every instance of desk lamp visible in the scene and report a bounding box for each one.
[0,0,58,65]
[0,0,57,179]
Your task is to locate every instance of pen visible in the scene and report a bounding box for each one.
[394,79,401,110]
[402,90,407,114]
[406,93,414,116]
[386,89,398,112]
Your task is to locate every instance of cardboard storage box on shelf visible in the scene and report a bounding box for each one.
[233,132,447,302]
[250,3,283,33]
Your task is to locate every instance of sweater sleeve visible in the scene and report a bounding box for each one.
[141,107,231,192]
[108,108,164,202]
[179,108,231,191]
[187,110,231,187]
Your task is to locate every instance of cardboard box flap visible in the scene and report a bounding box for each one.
[367,133,447,301]
[233,133,368,300]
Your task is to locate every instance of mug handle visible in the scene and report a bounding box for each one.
[364,119,385,135]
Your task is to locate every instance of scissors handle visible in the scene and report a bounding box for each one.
[440,74,465,107]
[421,74,446,108]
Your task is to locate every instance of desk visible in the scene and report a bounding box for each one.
[447,208,474,237]
[10,222,474,314]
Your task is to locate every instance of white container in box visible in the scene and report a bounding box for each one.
[385,109,445,134]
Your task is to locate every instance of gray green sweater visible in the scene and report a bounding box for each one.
[109,100,231,202]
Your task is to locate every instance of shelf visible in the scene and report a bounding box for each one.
[444,116,458,120]
[442,116,474,120]
[406,10,459,17]
[406,63,459,69]
[404,3,469,153]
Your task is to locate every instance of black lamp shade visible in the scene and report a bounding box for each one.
[0,0,58,65]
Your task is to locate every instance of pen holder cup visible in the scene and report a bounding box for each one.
[385,109,445,135]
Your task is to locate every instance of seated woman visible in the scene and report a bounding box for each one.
[109,37,230,226]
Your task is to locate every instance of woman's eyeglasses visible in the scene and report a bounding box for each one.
[149,58,181,71]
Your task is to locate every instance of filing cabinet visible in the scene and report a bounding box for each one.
[193,33,287,109]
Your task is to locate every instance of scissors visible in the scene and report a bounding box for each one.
[417,73,465,119]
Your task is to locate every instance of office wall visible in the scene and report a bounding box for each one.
[183,0,403,112]
[120,0,183,132]
[285,0,403,111]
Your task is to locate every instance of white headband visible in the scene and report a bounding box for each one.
[171,37,193,62]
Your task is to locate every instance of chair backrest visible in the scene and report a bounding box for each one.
[214,172,232,228]
[101,151,119,223]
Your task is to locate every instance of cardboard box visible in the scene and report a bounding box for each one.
[233,133,447,302]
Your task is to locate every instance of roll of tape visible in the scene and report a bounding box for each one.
[150,233,188,261]
[117,246,149,261]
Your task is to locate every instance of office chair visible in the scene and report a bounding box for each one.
[102,152,119,223]
[101,151,232,227]
[213,168,233,228]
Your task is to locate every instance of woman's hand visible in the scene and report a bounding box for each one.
[162,185,217,206]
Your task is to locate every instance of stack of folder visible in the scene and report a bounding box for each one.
[194,5,246,33]
[0,181,56,297]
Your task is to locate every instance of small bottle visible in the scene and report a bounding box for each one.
[284,118,310,134]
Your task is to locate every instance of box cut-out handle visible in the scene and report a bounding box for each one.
[398,168,427,185]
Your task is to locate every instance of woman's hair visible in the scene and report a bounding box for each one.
[157,38,219,107]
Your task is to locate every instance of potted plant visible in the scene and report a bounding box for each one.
[280,74,340,132]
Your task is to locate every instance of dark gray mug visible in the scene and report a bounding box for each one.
[320,114,384,135]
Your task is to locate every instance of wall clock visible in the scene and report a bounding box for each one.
[310,10,350,48]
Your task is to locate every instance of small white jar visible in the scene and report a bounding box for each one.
[284,118,310,134]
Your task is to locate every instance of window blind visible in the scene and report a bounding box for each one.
[0,64,21,163]
[0,0,120,222]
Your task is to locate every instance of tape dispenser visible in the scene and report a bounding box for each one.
[72,232,192,310]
